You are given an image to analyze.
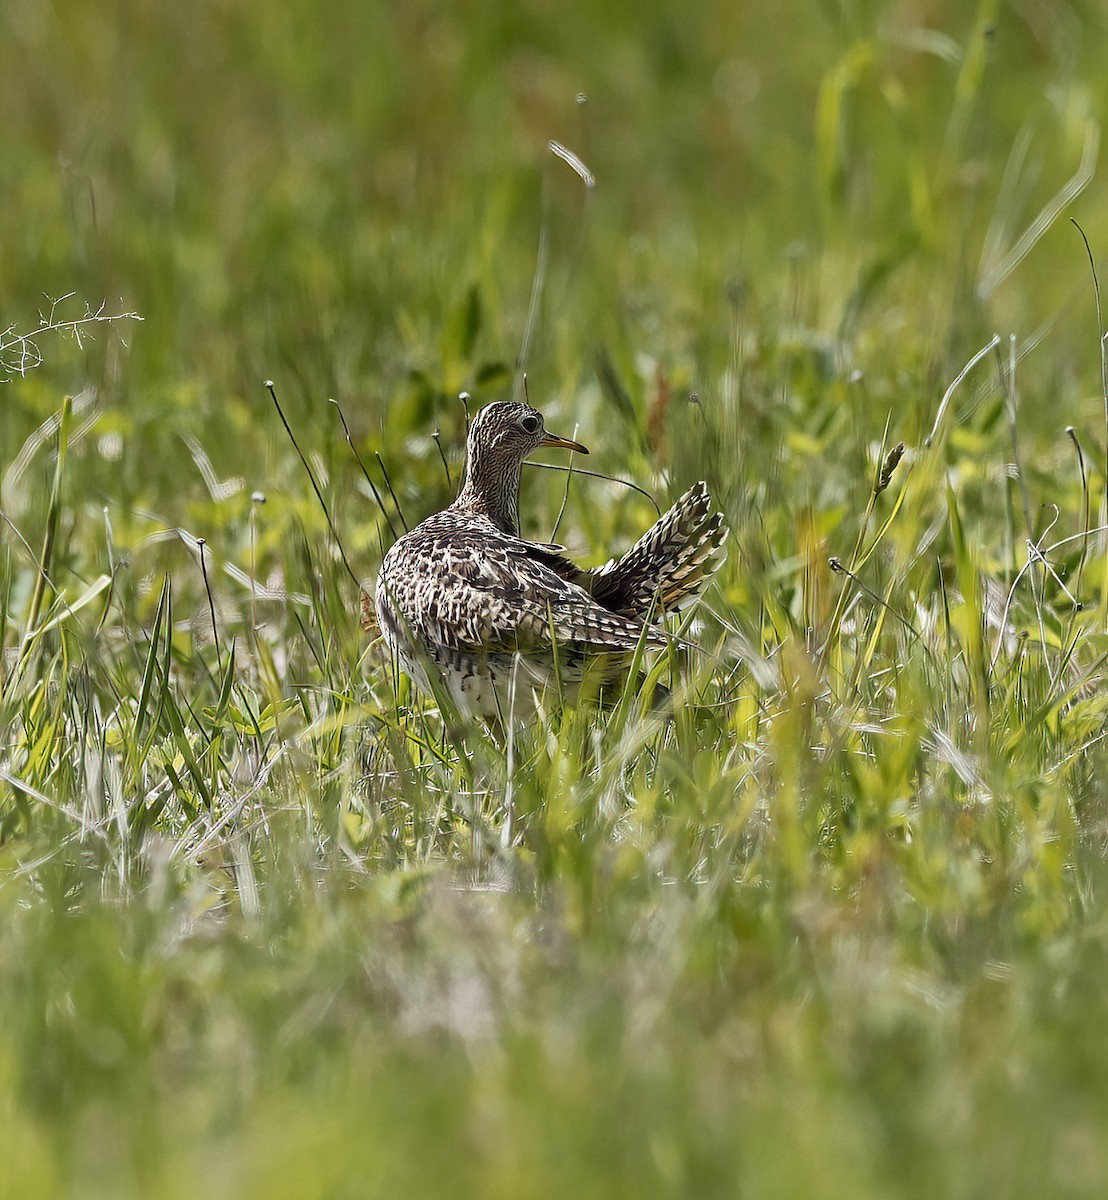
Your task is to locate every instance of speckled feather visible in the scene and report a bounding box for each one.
[369,401,727,718]
[585,481,727,617]
[377,509,668,656]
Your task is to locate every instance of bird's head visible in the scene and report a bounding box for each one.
[465,401,588,465]
[454,401,588,533]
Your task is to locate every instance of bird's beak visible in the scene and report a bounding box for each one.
[540,432,589,455]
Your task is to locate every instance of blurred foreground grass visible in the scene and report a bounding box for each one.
[5,0,1108,1195]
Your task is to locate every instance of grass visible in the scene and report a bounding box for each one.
[4,0,1108,1195]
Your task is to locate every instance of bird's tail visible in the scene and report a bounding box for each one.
[586,482,727,619]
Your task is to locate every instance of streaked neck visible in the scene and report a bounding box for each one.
[452,444,520,535]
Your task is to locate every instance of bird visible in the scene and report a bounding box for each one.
[368,400,727,721]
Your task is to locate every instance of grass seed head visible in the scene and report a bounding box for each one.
[875,442,906,496]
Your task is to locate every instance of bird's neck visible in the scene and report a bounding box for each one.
[452,444,521,535]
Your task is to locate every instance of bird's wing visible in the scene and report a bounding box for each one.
[384,525,666,655]
[586,482,727,617]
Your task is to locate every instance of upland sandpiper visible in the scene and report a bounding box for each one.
[368,400,727,719]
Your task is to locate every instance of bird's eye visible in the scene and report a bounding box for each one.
[520,414,541,434]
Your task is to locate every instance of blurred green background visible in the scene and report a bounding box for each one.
[6,0,1107,509]
[5,1,1108,1197]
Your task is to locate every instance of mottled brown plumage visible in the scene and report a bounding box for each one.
[370,400,727,718]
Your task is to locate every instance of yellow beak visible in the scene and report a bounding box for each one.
[540,432,589,455]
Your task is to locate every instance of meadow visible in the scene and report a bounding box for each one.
[4,0,1108,1195]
